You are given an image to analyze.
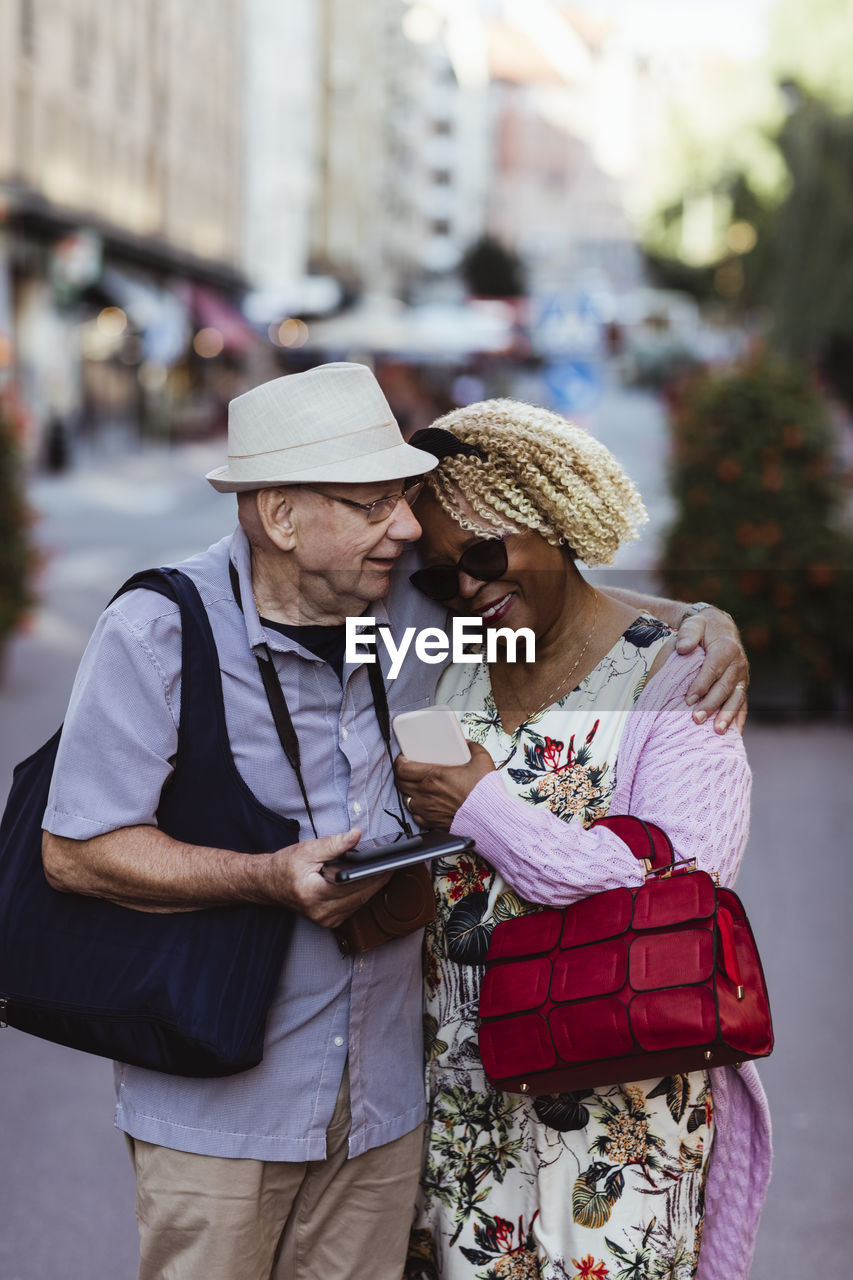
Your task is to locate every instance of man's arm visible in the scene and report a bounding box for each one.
[42,586,394,929]
[602,586,748,734]
[42,825,388,930]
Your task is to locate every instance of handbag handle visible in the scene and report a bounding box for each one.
[589,815,674,872]
[591,815,744,1001]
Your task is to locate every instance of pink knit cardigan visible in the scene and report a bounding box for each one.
[449,649,772,1280]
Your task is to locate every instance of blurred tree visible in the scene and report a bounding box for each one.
[0,404,35,669]
[644,170,776,310]
[639,0,853,395]
[661,352,853,715]
[768,91,853,404]
[768,0,853,113]
[643,90,853,410]
[460,235,526,299]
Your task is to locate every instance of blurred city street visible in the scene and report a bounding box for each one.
[2,2,853,1272]
[1,391,851,1278]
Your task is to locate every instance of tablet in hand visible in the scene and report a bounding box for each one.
[322,830,474,883]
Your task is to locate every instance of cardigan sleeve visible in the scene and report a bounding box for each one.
[449,654,751,906]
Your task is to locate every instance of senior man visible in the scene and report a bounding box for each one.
[41,363,746,1280]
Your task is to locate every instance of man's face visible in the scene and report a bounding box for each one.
[286,480,422,615]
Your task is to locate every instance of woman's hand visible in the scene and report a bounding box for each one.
[394,741,496,829]
[676,607,749,734]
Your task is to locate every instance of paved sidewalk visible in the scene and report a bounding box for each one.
[735,722,852,1279]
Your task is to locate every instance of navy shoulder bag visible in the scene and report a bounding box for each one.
[0,567,299,1076]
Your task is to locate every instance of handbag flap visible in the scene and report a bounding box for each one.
[550,995,634,1062]
[478,1013,556,1079]
[487,909,563,960]
[479,957,551,1018]
[629,927,714,990]
[551,938,628,1002]
[630,986,718,1051]
[632,870,716,930]
[559,886,633,948]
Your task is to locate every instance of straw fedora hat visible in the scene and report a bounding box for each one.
[206,362,437,492]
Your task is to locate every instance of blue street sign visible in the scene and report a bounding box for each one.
[543,359,604,415]
[534,293,602,358]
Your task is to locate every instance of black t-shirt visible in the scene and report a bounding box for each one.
[259,618,347,682]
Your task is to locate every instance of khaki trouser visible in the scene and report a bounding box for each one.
[125,1068,423,1280]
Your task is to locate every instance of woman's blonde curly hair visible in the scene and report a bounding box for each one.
[420,399,648,566]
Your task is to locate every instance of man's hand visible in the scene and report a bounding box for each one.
[395,741,496,829]
[262,829,392,929]
[675,608,749,734]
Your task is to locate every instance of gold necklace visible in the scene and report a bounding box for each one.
[492,591,600,729]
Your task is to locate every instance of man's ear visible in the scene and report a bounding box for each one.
[255,487,298,552]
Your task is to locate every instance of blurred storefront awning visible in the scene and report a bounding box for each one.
[305,295,515,361]
[174,280,259,356]
[2,181,247,295]
[243,276,344,324]
[101,267,190,365]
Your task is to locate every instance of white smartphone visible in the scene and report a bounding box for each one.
[392,704,471,765]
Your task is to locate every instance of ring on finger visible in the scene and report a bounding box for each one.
[734,682,746,695]
[405,795,415,813]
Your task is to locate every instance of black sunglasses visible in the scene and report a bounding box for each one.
[409,537,509,602]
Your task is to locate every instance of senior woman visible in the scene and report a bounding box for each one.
[397,402,771,1280]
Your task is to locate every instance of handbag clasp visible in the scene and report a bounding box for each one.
[645,857,697,882]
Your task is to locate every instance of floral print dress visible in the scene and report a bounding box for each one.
[407,616,714,1280]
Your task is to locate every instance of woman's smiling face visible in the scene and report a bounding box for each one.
[415,491,575,640]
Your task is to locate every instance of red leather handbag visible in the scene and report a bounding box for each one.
[478,815,774,1095]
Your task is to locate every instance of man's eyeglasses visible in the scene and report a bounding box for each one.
[303,480,424,524]
[409,537,509,602]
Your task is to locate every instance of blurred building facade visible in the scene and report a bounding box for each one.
[400,27,492,286]
[0,0,687,457]
[482,6,642,297]
[1,0,243,263]
[0,0,247,460]
[242,0,319,310]
[307,0,474,296]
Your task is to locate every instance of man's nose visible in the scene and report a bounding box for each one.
[388,498,422,541]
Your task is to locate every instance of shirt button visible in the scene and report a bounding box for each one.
[341,727,348,741]
[334,1036,344,1047]
[352,801,362,816]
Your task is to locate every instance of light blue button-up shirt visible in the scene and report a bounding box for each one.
[44,527,444,1160]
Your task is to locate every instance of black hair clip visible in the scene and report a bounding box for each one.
[409,427,487,463]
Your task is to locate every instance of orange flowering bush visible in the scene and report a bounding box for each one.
[661,352,852,712]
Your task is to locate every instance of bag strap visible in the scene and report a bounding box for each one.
[108,567,227,765]
[254,645,319,837]
[589,814,674,872]
[364,660,416,839]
